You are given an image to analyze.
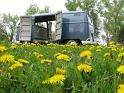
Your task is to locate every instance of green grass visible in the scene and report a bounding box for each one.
[0,42,124,93]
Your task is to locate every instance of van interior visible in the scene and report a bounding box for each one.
[33,13,56,41]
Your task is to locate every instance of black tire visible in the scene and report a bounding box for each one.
[66,40,82,45]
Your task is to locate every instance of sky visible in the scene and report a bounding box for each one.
[0,0,67,15]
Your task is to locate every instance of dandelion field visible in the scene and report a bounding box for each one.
[0,41,124,93]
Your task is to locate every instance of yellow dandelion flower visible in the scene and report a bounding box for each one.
[42,74,66,86]
[109,45,118,51]
[118,52,124,59]
[80,50,92,59]
[61,50,71,55]
[33,52,39,56]
[120,47,124,52]
[117,65,124,74]
[9,62,23,70]
[57,54,70,61]
[116,59,121,62]
[37,54,43,59]
[89,46,95,50]
[96,46,103,52]
[110,41,116,45]
[0,45,6,52]
[0,54,14,63]
[56,67,66,75]
[41,59,52,64]
[18,59,29,64]
[97,46,103,49]
[77,63,92,73]
[33,52,44,59]
[11,43,17,49]
[117,84,124,93]
[96,49,101,52]
[54,53,61,57]
[112,48,118,51]
[14,60,20,63]
[31,43,36,46]
[104,52,111,57]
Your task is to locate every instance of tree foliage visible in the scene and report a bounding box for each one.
[0,14,19,41]
[99,0,124,44]
[40,6,50,13]
[25,4,41,16]
[118,18,124,43]
[0,23,8,40]
[65,0,78,11]
[25,4,50,16]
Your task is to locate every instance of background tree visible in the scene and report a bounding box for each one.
[99,0,124,44]
[0,23,9,40]
[1,13,19,41]
[40,6,50,13]
[25,4,41,16]
[25,4,50,15]
[118,16,124,44]
[0,14,8,40]
[65,0,78,11]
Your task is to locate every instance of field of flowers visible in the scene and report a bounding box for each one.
[0,41,124,93]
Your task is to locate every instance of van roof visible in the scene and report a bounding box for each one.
[21,11,87,22]
[63,11,86,14]
[33,11,86,17]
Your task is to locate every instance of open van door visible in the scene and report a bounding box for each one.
[55,11,62,40]
[19,16,32,41]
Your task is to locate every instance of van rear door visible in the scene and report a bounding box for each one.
[19,16,32,41]
[55,11,62,40]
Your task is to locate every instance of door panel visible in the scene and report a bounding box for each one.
[55,11,62,40]
[19,16,32,41]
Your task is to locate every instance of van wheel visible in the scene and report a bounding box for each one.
[66,40,82,45]
[66,40,77,45]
